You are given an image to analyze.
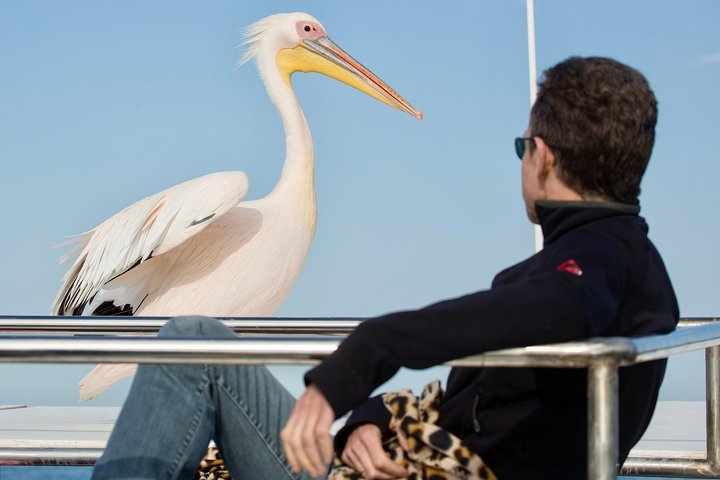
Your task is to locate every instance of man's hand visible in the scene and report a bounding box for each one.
[341,424,408,479]
[281,384,335,478]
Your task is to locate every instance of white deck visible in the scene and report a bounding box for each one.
[0,401,708,458]
[0,405,118,450]
[631,401,707,459]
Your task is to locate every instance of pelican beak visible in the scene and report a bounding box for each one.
[276,36,422,120]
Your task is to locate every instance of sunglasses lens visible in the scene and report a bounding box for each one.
[514,138,525,159]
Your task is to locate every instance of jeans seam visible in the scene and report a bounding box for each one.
[163,368,212,480]
[216,380,300,479]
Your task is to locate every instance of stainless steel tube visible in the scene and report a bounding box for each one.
[621,456,718,477]
[588,357,620,480]
[0,448,101,466]
[679,318,720,328]
[0,315,711,337]
[0,335,637,368]
[0,316,360,336]
[631,322,720,364]
[0,336,340,365]
[708,345,720,470]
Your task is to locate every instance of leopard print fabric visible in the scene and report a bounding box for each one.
[195,442,232,480]
[329,381,497,480]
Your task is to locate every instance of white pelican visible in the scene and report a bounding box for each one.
[52,12,421,400]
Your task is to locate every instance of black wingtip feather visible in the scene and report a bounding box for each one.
[91,301,134,316]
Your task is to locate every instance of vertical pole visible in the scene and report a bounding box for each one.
[525,0,544,252]
[526,0,538,106]
[588,358,620,480]
[706,346,720,468]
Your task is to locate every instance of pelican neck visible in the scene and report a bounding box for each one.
[259,55,316,200]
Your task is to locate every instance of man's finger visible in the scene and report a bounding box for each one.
[316,416,334,465]
[281,386,335,478]
[280,407,303,473]
[343,449,367,477]
[376,456,409,478]
[282,398,320,476]
[348,447,395,479]
[341,448,358,471]
[342,425,407,479]
[360,433,408,477]
[298,414,327,475]
[315,408,335,465]
[300,391,335,475]
[396,429,409,452]
[292,398,325,476]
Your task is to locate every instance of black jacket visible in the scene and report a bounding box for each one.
[306,201,678,479]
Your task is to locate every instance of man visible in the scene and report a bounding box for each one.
[92,56,677,480]
[281,56,677,479]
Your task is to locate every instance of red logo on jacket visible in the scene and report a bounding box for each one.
[556,259,583,276]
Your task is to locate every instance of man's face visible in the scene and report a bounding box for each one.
[520,128,541,224]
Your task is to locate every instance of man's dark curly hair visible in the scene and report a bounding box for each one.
[530,57,658,202]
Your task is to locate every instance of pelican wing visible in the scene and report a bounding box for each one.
[52,171,249,315]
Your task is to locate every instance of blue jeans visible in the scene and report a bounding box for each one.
[92,316,317,480]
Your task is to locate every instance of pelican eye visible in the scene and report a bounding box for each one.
[304,25,311,32]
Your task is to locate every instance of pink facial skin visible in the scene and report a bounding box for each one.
[296,21,326,40]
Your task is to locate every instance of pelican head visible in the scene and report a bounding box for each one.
[241,12,422,120]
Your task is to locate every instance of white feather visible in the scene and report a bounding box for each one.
[79,364,138,401]
[52,171,249,315]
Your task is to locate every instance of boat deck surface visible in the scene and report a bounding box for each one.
[0,405,118,450]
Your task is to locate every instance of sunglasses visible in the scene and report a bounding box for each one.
[514,136,535,160]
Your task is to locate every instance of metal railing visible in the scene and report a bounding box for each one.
[0,315,360,336]
[0,316,719,479]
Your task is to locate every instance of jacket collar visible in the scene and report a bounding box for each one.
[535,200,641,245]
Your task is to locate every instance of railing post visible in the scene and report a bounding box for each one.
[588,357,620,480]
[706,346,720,469]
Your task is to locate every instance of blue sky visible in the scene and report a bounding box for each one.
[1,1,719,405]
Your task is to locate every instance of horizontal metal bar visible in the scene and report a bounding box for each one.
[679,318,720,327]
[631,323,720,364]
[447,338,636,368]
[0,318,719,369]
[0,336,340,365]
[0,316,710,337]
[0,448,101,466]
[621,455,720,477]
[0,335,639,368]
[0,316,360,336]
[471,326,720,368]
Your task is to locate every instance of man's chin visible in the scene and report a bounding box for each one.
[526,207,540,225]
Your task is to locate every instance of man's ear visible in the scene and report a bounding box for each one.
[533,137,555,181]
